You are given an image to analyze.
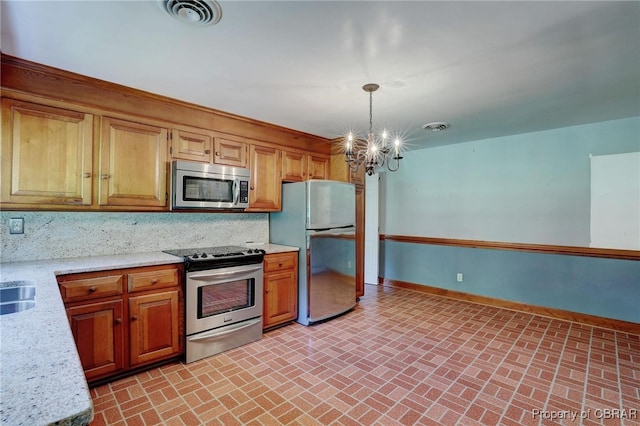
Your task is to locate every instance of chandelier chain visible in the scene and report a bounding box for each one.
[369,91,373,135]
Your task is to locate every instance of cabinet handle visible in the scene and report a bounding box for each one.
[114,318,122,325]
[205,150,211,154]
[131,315,138,321]
[83,172,92,178]
[88,286,97,293]
[100,174,110,180]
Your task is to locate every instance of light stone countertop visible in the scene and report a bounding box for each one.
[0,246,297,425]
[254,243,300,254]
[0,252,183,426]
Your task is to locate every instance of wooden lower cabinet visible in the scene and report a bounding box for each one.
[58,264,183,384]
[263,252,298,329]
[66,300,125,382]
[129,290,180,366]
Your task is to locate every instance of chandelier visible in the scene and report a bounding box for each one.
[344,83,403,176]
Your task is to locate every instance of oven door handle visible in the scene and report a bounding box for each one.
[187,318,262,342]
[187,265,263,280]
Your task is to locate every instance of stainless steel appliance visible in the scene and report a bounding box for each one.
[163,246,265,363]
[171,160,250,210]
[270,180,356,325]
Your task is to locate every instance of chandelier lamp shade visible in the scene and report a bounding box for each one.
[345,83,403,176]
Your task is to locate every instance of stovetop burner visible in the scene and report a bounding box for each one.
[163,245,265,271]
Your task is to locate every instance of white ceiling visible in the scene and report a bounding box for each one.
[1,1,639,150]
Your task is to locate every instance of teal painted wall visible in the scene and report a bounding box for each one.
[379,240,640,323]
[381,117,640,246]
[379,117,640,322]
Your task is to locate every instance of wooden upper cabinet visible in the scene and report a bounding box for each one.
[247,144,281,211]
[282,150,329,182]
[171,129,212,163]
[214,137,248,168]
[99,117,168,208]
[307,153,329,180]
[0,99,93,206]
[282,150,307,182]
[329,151,364,186]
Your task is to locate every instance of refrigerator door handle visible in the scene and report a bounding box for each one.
[306,226,356,237]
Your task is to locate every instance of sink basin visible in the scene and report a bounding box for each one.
[0,281,36,315]
[0,301,36,315]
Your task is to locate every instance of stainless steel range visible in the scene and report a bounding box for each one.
[164,246,265,363]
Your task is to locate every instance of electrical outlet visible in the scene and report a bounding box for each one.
[9,218,24,234]
[456,273,463,282]
[348,261,352,268]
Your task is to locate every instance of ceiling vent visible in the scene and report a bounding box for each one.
[422,122,450,132]
[158,0,222,26]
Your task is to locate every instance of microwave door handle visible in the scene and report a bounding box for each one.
[233,179,240,205]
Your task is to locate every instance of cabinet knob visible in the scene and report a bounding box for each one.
[83,172,92,178]
[250,186,254,190]
[131,315,138,321]
[278,263,283,267]
[88,286,97,293]
[151,279,158,285]
[215,151,220,156]
[100,174,110,180]
[204,150,211,154]
[114,318,122,325]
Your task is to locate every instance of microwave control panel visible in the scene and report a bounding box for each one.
[239,180,249,203]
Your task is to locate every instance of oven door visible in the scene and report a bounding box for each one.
[186,264,263,336]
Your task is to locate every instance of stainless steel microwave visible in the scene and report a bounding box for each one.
[171,160,250,210]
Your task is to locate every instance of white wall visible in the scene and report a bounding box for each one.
[590,152,640,249]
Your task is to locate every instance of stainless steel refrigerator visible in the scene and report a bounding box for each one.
[270,180,356,325]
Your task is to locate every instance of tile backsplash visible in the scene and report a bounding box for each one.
[0,211,269,263]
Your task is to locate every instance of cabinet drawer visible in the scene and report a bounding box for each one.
[264,252,297,272]
[59,274,124,303]
[128,267,179,293]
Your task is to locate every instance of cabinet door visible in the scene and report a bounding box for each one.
[247,145,281,211]
[99,117,168,208]
[282,150,307,182]
[171,129,212,163]
[129,290,180,366]
[214,138,248,167]
[264,269,298,328]
[66,300,125,381]
[1,99,93,206]
[307,154,329,180]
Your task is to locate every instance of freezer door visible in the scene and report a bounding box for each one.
[306,180,355,229]
[307,228,356,323]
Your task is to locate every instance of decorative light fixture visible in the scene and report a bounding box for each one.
[344,83,403,176]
